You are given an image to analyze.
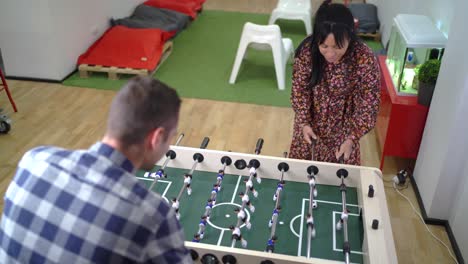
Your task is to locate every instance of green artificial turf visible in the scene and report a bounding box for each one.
[63,10,382,108]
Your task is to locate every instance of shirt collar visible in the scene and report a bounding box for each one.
[89,142,135,173]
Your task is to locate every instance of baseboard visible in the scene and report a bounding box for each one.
[6,69,77,83]
[410,175,465,264]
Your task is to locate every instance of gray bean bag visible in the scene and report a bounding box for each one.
[349,3,380,34]
[113,5,190,34]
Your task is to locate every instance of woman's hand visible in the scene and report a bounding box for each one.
[302,125,318,144]
[336,139,354,161]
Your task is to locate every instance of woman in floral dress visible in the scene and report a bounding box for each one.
[289,1,380,165]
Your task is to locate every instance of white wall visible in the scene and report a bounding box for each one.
[366,0,466,258]
[413,0,467,219]
[450,155,468,261]
[0,0,145,80]
[412,0,468,260]
[0,1,59,79]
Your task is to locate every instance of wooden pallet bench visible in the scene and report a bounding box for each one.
[78,41,173,80]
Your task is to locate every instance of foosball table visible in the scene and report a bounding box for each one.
[136,137,397,264]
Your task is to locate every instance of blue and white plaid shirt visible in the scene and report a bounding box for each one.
[0,142,191,263]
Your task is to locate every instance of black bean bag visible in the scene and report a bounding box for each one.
[349,3,380,34]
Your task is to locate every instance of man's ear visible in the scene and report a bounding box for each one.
[148,127,165,150]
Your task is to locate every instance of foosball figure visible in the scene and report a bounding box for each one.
[204,199,214,218]
[265,235,278,253]
[306,213,316,238]
[198,215,208,239]
[192,233,201,243]
[308,175,318,198]
[239,192,255,213]
[268,206,281,228]
[184,173,192,196]
[229,225,248,248]
[216,170,224,191]
[234,207,251,229]
[249,167,262,184]
[210,184,219,205]
[336,209,349,231]
[273,180,285,201]
[171,198,180,220]
[244,177,258,198]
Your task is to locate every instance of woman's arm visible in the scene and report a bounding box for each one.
[291,40,314,128]
[345,49,381,143]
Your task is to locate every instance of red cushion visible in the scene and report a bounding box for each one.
[78,26,174,70]
[144,0,198,19]
[176,0,205,10]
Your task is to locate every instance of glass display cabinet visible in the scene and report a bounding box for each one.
[386,14,446,96]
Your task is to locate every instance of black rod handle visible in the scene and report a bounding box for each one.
[200,137,210,149]
[338,154,345,164]
[255,138,264,155]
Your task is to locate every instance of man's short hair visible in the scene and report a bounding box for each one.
[107,77,181,146]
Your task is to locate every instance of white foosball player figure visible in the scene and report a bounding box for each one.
[230,225,248,248]
[239,192,255,212]
[234,207,251,229]
[184,174,192,196]
[306,213,316,238]
[244,177,258,198]
[171,198,180,220]
[336,210,349,231]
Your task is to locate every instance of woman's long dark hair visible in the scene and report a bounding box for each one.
[295,0,359,88]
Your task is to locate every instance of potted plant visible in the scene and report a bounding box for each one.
[416,59,441,106]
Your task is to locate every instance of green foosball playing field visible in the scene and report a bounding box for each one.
[136,167,365,263]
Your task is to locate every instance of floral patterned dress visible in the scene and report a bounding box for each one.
[289,39,381,165]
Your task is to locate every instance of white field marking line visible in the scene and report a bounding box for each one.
[332,211,363,255]
[138,178,171,202]
[298,198,306,256]
[231,175,242,203]
[217,230,225,246]
[137,177,170,185]
[161,181,172,201]
[290,199,360,238]
[290,215,301,238]
[333,212,337,254]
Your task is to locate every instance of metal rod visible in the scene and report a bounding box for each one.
[174,133,184,146]
[189,161,198,175]
[341,176,350,264]
[148,160,170,191]
[231,239,236,248]
[176,184,187,201]
[307,181,314,259]
[311,140,315,161]
[149,133,185,190]
[265,161,287,249]
[231,139,263,248]
[269,213,278,238]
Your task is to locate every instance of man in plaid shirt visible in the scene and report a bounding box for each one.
[0,77,191,263]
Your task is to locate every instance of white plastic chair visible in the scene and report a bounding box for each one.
[229,22,293,91]
[268,0,312,35]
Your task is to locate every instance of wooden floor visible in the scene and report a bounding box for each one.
[0,1,458,263]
